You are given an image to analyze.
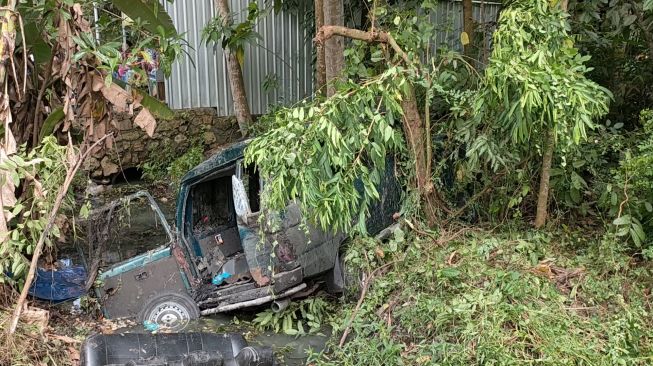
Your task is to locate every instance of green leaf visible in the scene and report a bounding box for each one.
[441,268,461,279]
[384,125,393,142]
[645,0,653,11]
[630,223,646,247]
[645,202,653,213]
[21,20,52,64]
[111,0,177,36]
[613,215,631,226]
[39,107,65,142]
[623,15,637,27]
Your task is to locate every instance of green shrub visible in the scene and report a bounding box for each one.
[168,145,204,187]
[309,230,653,365]
[0,137,72,286]
[140,143,204,189]
[252,297,331,336]
[598,109,653,256]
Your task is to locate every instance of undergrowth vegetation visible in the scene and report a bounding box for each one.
[310,228,653,365]
[253,297,331,335]
[140,143,204,189]
[0,302,73,366]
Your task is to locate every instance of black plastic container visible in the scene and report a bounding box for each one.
[80,332,274,366]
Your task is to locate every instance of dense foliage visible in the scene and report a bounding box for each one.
[0,138,72,286]
[601,109,653,255]
[470,0,611,158]
[3,0,653,365]
[1,0,183,285]
[246,69,405,233]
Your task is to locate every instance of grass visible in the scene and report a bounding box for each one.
[2,225,651,366]
[309,227,653,365]
[0,309,75,366]
[0,286,93,366]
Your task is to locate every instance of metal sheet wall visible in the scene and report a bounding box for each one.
[164,0,312,113]
[163,0,500,114]
[431,0,502,53]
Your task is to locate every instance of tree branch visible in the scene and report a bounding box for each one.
[315,25,412,67]
[7,133,113,335]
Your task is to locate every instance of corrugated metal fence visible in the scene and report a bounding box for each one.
[164,0,313,113]
[164,0,501,113]
[431,0,501,53]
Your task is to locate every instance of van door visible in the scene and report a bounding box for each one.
[84,191,190,319]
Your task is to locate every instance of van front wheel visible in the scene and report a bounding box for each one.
[139,291,199,331]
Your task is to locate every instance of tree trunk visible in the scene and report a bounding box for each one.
[462,0,474,57]
[316,25,443,225]
[315,0,326,96]
[401,86,439,225]
[323,0,344,97]
[534,128,555,228]
[215,0,252,136]
[533,0,568,229]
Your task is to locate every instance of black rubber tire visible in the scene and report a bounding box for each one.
[340,254,364,302]
[138,291,199,332]
[325,249,364,301]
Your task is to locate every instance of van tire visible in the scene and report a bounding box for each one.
[326,251,364,301]
[138,291,199,331]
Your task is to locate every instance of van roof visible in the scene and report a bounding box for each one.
[180,139,251,186]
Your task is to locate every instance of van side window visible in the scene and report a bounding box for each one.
[190,175,234,234]
[100,197,170,267]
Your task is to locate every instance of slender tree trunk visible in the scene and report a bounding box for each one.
[401,86,439,225]
[8,134,111,335]
[323,0,344,97]
[462,0,474,57]
[315,0,327,96]
[215,0,252,136]
[533,0,568,229]
[534,129,555,228]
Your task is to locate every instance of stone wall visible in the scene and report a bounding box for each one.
[85,108,241,180]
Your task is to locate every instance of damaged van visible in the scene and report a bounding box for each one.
[80,140,400,330]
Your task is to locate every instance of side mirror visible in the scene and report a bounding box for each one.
[232,175,251,225]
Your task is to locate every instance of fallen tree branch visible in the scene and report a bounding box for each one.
[339,260,397,347]
[7,133,113,335]
[403,218,438,242]
[316,24,449,224]
[48,333,81,344]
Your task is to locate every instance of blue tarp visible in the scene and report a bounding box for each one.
[28,265,87,302]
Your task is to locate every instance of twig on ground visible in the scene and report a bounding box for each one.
[403,218,438,242]
[339,260,397,347]
[47,334,81,344]
[436,226,473,246]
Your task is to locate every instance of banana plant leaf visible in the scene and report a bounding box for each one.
[21,19,52,64]
[113,78,175,120]
[111,0,177,37]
